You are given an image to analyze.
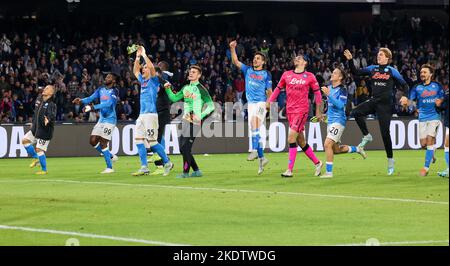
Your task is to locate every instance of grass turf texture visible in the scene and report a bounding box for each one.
[0,150,448,246]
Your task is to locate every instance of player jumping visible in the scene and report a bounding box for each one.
[268,54,324,178]
[230,40,272,175]
[132,46,173,176]
[72,73,120,174]
[22,85,56,175]
[164,65,215,178]
[319,67,367,178]
[344,48,409,175]
[400,64,444,176]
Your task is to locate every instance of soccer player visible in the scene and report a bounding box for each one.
[344,48,409,175]
[163,65,215,178]
[230,40,272,175]
[22,85,56,175]
[400,64,444,176]
[72,73,119,174]
[147,61,173,175]
[436,88,448,178]
[268,54,324,178]
[132,46,173,176]
[319,67,367,178]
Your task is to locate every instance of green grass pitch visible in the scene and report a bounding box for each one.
[0,150,448,246]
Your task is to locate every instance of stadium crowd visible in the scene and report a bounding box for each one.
[0,15,448,123]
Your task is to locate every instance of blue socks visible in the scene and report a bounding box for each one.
[257,147,263,158]
[160,137,166,150]
[37,152,47,172]
[136,143,148,167]
[151,143,169,164]
[95,143,103,154]
[102,148,112,169]
[94,143,115,160]
[24,144,38,159]
[326,162,333,173]
[424,146,434,169]
[252,129,264,158]
[348,146,357,153]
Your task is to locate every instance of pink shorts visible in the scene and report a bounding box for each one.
[287,112,309,133]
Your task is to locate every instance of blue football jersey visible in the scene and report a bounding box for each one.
[326,85,348,126]
[241,64,272,103]
[138,73,159,114]
[409,81,444,122]
[81,86,118,124]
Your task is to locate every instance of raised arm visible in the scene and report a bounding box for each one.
[164,82,184,103]
[133,45,146,79]
[141,46,156,77]
[229,40,242,69]
[344,49,372,77]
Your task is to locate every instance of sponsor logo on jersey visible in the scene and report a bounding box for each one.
[372,72,390,80]
[374,81,387,87]
[289,78,306,85]
[421,90,438,98]
[249,73,264,80]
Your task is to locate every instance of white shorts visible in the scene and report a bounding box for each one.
[135,113,159,141]
[91,122,116,141]
[446,127,449,136]
[326,123,345,143]
[419,120,440,139]
[23,131,50,152]
[248,102,267,124]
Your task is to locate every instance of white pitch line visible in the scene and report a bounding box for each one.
[0,225,189,246]
[0,225,446,246]
[0,179,448,205]
[336,240,449,246]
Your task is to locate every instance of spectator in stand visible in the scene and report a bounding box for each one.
[224,85,236,103]
[355,80,370,105]
[0,15,448,123]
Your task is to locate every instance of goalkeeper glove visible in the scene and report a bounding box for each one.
[310,115,328,123]
[127,44,139,55]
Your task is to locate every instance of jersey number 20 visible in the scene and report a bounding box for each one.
[329,127,339,136]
